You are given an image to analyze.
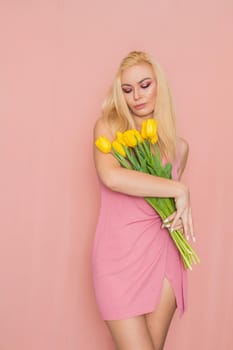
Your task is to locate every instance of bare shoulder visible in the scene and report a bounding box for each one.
[93,116,114,141]
[93,117,120,186]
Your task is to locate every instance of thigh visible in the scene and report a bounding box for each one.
[105,314,155,350]
[145,278,177,350]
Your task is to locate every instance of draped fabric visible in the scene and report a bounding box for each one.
[92,157,187,320]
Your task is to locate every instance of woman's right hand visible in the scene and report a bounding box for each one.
[169,184,196,242]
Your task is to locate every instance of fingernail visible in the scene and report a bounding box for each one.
[163,218,169,223]
[170,228,174,233]
[165,224,171,228]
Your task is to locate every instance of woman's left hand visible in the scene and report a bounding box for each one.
[161,211,184,232]
[162,210,196,242]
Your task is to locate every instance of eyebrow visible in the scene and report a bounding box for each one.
[121,77,152,87]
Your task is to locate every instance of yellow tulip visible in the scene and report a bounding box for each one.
[141,118,157,138]
[123,130,137,147]
[95,136,112,153]
[146,119,157,138]
[132,129,144,143]
[112,140,126,157]
[150,134,158,144]
[141,121,147,139]
[116,131,127,145]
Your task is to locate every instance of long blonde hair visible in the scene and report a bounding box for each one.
[102,51,179,161]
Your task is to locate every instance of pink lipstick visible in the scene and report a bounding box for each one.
[135,103,146,109]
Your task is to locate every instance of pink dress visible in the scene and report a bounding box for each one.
[91,151,187,320]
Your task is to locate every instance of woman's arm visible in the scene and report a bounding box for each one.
[93,117,194,239]
[177,137,189,180]
[93,117,186,198]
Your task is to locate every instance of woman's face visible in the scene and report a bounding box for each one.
[121,62,157,121]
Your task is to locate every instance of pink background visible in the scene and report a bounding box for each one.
[0,1,232,349]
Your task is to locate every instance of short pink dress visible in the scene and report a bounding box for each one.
[91,150,187,320]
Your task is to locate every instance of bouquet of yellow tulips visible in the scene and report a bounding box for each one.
[95,119,200,270]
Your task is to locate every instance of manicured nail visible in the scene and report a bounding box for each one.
[165,223,171,228]
[163,218,169,223]
[170,228,174,233]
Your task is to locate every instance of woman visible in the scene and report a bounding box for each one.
[92,51,195,350]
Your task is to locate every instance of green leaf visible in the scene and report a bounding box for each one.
[163,163,172,179]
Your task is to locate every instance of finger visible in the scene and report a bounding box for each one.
[163,222,183,231]
[181,212,190,241]
[189,208,196,242]
[166,218,183,231]
[173,222,184,231]
[161,222,171,229]
[163,212,176,224]
[170,210,183,232]
[163,217,182,230]
[161,222,172,230]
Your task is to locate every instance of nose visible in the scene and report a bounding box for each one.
[133,87,141,100]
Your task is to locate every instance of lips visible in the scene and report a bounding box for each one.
[134,103,146,109]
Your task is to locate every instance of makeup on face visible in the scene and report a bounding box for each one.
[120,63,157,120]
[121,77,152,94]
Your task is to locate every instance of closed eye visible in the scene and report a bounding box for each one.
[122,88,132,94]
[141,82,151,89]
[122,81,152,93]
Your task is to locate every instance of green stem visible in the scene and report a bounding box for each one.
[112,138,200,270]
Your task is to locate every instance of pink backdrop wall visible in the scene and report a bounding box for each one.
[0,1,232,349]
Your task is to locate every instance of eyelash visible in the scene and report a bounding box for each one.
[122,82,151,94]
[141,83,151,89]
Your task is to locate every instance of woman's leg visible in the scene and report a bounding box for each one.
[105,314,155,350]
[145,278,177,350]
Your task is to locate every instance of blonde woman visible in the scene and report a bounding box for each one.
[92,51,195,350]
